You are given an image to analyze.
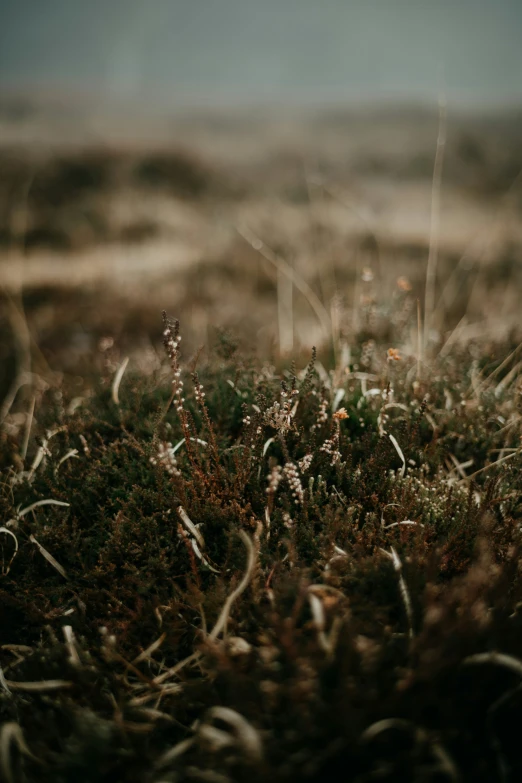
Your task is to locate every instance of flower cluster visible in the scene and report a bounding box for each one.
[266,464,283,497]
[319,408,347,465]
[283,461,304,504]
[162,311,184,414]
[150,441,181,477]
[264,382,299,435]
[387,347,401,362]
[311,397,329,431]
[192,372,206,405]
[319,436,341,466]
[298,453,313,473]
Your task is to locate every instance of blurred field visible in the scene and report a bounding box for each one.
[1,96,522,395]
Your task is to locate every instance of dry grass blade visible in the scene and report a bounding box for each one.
[204,706,263,762]
[431,742,460,782]
[155,738,196,769]
[4,679,73,692]
[277,262,294,355]
[0,665,11,696]
[308,593,327,649]
[237,225,332,341]
[171,437,208,454]
[29,535,68,579]
[0,722,38,783]
[333,387,345,412]
[177,505,205,548]
[383,520,424,530]
[0,295,32,426]
[62,625,80,667]
[152,533,256,686]
[458,450,520,483]
[55,449,79,473]
[208,530,256,641]
[0,373,30,427]
[130,707,175,724]
[152,651,200,687]
[439,313,468,358]
[470,340,522,398]
[24,445,46,484]
[424,89,447,352]
[495,359,522,397]
[378,403,409,436]
[0,527,19,576]
[463,652,522,677]
[448,454,474,480]
[176,507,220,572]
[197,724,234,752]
[262,437,275,457]
[307,590,342,656]
[381,547,414,639]
[416,297,423,377]
[133,633,167,665]
[17,499,70,518]
[112,356,130,405]
[20,395,36,462]
[388,433,406,478]
[361,718,413,742]
[191,539,220,574]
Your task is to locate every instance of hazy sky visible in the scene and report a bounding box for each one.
[0,0,521,106]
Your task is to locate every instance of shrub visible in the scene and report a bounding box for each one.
[1,316,521,782]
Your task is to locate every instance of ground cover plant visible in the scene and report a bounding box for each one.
[1,300,522,783]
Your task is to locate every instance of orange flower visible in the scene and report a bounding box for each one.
[397,276,412,292]
[387,348,401,362]
[333,407,348,420]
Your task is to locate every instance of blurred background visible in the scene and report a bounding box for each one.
[1,0,522,399]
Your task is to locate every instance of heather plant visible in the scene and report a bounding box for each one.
[0,307,521,783]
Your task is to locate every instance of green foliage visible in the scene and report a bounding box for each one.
[1,325,522,782]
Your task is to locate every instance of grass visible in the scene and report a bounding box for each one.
[1,300,522,781]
